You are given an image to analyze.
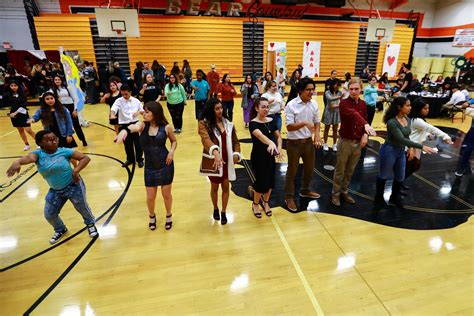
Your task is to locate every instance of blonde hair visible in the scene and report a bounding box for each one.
[348,77,363,89]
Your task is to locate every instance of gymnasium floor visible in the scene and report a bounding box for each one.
[0,91,473,315]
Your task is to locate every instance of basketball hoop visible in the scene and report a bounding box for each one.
[113,29,125,37]
[377,35,384,42]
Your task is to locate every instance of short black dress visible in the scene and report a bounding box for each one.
[5,93,30,128]
[249,119,277,194]
[140,123,174,187]
[105,93,121,125]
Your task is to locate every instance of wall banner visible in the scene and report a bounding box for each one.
[302,41,321,78]
[382,43,401,78]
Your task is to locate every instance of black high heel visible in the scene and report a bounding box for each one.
[149,214,156,231]
[165,214,172,230]
[213,208,220,220]
[220,212,228,225]
[252,202,262,218]
[262,200,272,217]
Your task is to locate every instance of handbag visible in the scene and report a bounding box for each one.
[199,152,223,177]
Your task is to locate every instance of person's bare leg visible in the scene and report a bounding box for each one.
[17,127,28,145]
[210,182,219,209]
[221,180,230,212]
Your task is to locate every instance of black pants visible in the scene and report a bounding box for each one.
[367,106,375,126]
[85,81,98,104]
[119,123,143,163]
[222,100,234,121]
[195,99,207,120]
[63,103,86,143]
[167,102,185,130]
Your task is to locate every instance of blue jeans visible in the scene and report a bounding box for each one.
[268,113,282,131]
[44,179,95,232]
[378,143,406,182]
[456,126,474,172]
[195,99,207,120]
[222,100,234,121]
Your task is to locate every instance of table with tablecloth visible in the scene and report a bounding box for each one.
[408,93,449,118]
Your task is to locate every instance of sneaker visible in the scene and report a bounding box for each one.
[332,143,337,152]
[49,227,68,244]
[23,145,30,151]
[87,224,99,238]
[323,143,329,151]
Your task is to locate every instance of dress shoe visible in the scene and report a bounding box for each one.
[285,198,298,212]
[331,193,341,206]
[299,191,321,199]
[341,192,355,204]
[121,161,133,168]
[137,161,144,168]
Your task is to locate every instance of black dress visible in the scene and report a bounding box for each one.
[142,82,162,103]
[105,93,121,125]
[249,119,277,194]
[140,123,174,187]
[5,93,30,127]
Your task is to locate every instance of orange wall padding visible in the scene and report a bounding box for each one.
[376,24,415,77]
[127,16,243,79]
[34,16,96,64]
[262,19,360,79]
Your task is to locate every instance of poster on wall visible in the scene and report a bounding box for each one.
[452,28,473,47]
[60,51,86,112]
[382,43,401,78]
[268,42,287,72]
[301,41,321,78]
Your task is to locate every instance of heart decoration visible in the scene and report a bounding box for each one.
[310,63,314,67]
[310,51,314,56]
[387,56,396,66]
[270,42,275,48]
[277,58,280,62]
[306,41,309,46]
[387,44,390,48]
[310,57,314,62]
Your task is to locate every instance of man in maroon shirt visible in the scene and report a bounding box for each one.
[207,64,220,99]
[332,78,376,206]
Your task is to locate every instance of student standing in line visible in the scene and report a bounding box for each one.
[276,68,286,97]
[140,73,162,104]
[6,130,98,244]
[191,70,210,121]
[165,74,187,133]
[218,74,237,122]
[374,97,437,210]
[248,97,283,218]
[28,92,77,149]
[4,80,36,150]
[262,71,274,93]
[116,101,177,230]
[182,59,193,98]
[322,79,342,152]
[110,84,144,168]
[51,75,87,147]
[364,75,389,125]
[241,74,259,129]
[286,69,301,105]
[198,98,241,225]
[324,70,338,107]
[207,64,220,99]
[284,77,322,212]
[331,78,376,206]
[261,80,284,131]
[101,80,121,134]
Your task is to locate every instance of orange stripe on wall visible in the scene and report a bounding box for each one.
[417,23,474,38]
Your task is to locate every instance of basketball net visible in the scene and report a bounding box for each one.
[113,29,125,37]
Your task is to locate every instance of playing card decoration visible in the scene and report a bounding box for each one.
[268,41,287,71]
[302,41,321,78]
[382,43,400,77]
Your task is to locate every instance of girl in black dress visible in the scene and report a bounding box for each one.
[28,92,77,149]
[115,101,177,230]
[140,73,162,104]
[100,80,121,134]
[249,97,283,218]
[4,80,36,150]
[286,69,301,105]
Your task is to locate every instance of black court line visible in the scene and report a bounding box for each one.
[88,121,116,132]
[24,163,135,315]
[0,169,38,203]
[0,153,132,272]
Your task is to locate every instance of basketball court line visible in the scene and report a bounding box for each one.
[0,130,16,139]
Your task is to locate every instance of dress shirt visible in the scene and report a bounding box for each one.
[285,96,320,140]
[111,96,143,125]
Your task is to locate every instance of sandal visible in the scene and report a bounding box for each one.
[263,200,272,217]
[149,214,156,230]
[252,202,262,218]
[165,214,172,230]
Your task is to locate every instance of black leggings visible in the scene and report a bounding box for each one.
[167,102,185,129]
[63,103,86,142]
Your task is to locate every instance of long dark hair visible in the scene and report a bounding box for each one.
[329,79,341,94]
[51,75,69,97]
[182,59,190,72]
[200,98,228,135]
[168,74,179,90]
[151,60,160,72]
[383,96,408,124]
[409,97,427,121]
[4,80,26,103]
[144,101,169,127]
[290,69,301,82]
[40,91,67,126]
[222,73,231,84]
[249,97,268,121]
[244,74,254,95]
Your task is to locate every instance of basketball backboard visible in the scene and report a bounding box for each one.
[95,8,140,38]
[366,18,395,42]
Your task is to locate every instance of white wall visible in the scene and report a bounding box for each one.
[432,0,474,28]
[36,0,61,13]
[0,0,35,52]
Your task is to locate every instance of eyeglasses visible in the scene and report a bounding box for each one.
[43,137,58,143]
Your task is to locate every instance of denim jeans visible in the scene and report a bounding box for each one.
[378,143,406,182]
[268,113,282,131]
[44,179,95,232]
[195,99,207,120]
[222,100,234,121]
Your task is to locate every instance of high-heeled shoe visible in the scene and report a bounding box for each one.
[262,200,272,217]
[213,208,220,220]
[149,214,156,231]
[165,214,172,230]
[220,212,227,225]
[252,202,262,218]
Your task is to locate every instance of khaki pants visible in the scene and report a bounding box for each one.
[285,138,315,198]
[332,138,362,195]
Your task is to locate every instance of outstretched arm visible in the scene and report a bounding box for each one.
[6,153,38,177]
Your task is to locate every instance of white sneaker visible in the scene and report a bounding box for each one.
[323,143,329,151]
[333,143,337,152]
[23,145,30,151]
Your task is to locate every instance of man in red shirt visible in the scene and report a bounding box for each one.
[332,78,376,206]
[207,64,220,99]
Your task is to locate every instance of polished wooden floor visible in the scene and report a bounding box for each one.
[0,91,473,315]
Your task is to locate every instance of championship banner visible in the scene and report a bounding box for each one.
[302,41,321,78]
[60,53,86,112]
[268,42,287,71]
[382,43,401,78]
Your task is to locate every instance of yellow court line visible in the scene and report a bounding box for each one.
[271,215,325,316]
[0,130,16,139]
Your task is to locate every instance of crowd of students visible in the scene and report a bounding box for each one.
[3,58,473,245]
